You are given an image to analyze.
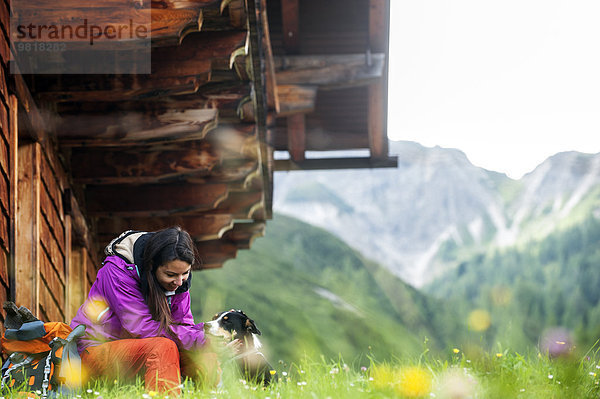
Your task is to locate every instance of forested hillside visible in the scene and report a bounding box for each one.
[190,214,462,364]
[426,215,600,352]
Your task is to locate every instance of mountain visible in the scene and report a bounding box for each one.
[426,215,600,352]
[274,141,600,287]
[189,214,461,364]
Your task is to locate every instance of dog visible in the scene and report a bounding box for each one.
[204,309,273,385]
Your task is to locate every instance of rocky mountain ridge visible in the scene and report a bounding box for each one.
[273,141,600,287]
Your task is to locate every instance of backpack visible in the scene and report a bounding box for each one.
[1,320,85,398]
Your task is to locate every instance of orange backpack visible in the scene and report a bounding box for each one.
[1,321,85,398]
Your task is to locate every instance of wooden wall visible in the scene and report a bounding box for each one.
[15,141,97,323]
[0,0,14,330]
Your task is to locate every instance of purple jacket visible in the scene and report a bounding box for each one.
[70,253,205,353]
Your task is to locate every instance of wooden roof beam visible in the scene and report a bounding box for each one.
[276,84,317,116]
[287,113,305,162]
[274,156,398,171]
[368,0,389,159]
[52,82,251,114]
[280,0,299,53]
[33,31,247,102]
[96,214,235,243]
[200,190,263,219]
[223,221,265,249]
[85,182,229,217]
[368,80,385,158]
[12,1,227,47]
[274,53,385,87]
[70,141,220,184]
[195,239,238,268]
[57,108,218,146]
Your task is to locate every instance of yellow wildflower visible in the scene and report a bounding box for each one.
[397,367,432,398]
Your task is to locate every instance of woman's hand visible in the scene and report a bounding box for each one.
[226,339,243,355]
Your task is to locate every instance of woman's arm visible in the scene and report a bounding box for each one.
[98,260,206,350]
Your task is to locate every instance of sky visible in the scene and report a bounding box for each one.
[387,0,600,179]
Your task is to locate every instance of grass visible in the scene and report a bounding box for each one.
[12,343,598,398]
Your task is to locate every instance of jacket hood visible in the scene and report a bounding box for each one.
[104,230,192,295]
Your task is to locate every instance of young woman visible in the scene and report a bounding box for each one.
[70,227,225,394]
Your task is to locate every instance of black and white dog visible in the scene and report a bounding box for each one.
[204,309,273,385]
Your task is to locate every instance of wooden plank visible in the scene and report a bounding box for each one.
[16,143,40,314]
[34,31,247,102]
[70,141,220,184]
[58,109,218,146]
[287,113,305,161]
[202,190,262,218]
[11,70,46,143]
[40,215,66,282]
[0,175,7,217]
[0,106,8,179]
[39,246,65,309]
[86,252,97,290]
[85,183,229,217]
[223,221,265,249]
[151,31,247,78]
[0,198,7,250]
[11,1,219,45]
[0,0,9,67]
[53,82,250,114]
[368,80,385,158]
[261,0,278,112]
[274,156,398,171]
[9,95,18,303]
[40,155,64,221]
[280,0,299,52]
[12,0,217,8]
[226,0,246,29]
[276,84,317,115]
[274,54,385,87]
[0,248,8,289]
[64,211,72,320]
[38,280,64,322]
[0,165,7,210]
[96,214,234,243]
[68,248,85,324]
[204,158,258,185]
[0,67,8,108]
[40,181,66,245]
[195,239,237,268]
[369,0,388,53]
[36,74,210,103]
[70,192,94,250]
[270,127,368,151]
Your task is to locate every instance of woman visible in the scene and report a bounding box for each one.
[70,227,223,394]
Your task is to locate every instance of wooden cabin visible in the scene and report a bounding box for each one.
[0,0,395,326]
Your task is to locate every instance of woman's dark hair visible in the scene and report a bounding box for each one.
[141,226,197,338]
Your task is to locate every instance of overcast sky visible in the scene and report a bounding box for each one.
[387,0,600,179]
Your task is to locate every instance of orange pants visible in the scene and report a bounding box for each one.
[81,337,219,395]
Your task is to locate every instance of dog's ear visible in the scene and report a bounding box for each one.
[244,318,261,335]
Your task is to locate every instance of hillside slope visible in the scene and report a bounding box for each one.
[190,214,460,364]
